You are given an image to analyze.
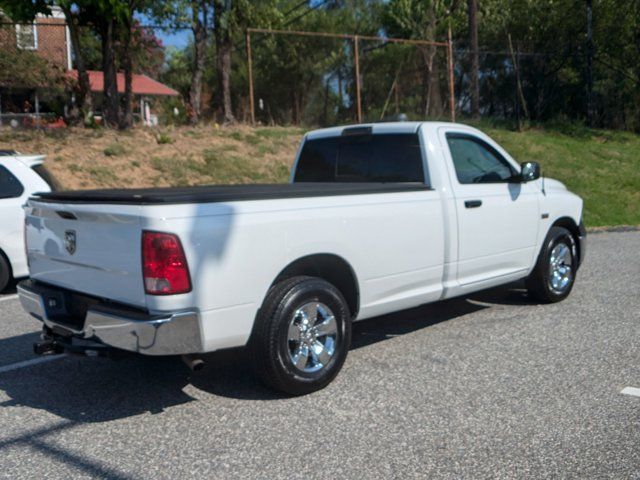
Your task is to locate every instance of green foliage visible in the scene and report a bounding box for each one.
[0,46,69,91]
[103,143,126,156]
[156,132,174,144]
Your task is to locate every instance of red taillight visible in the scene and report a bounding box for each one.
[142,231,191,295]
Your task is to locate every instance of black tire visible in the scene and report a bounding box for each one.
[526,226,578,303]
[0,253,10,293]
[250,275,352,396]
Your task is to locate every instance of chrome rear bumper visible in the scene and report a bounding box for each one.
[17,280,203,356]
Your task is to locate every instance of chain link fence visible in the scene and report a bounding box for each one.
[0,20,620,130]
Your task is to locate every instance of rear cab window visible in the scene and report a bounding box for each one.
[0,165,24,199]
[295,132,426,184]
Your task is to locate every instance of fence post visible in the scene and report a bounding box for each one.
[353,35,362,123]
[447,25,456,122]
[246,30,255,125]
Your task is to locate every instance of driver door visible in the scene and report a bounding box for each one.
[439,129,540,287]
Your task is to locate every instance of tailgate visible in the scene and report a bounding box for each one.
[25,199,146,308]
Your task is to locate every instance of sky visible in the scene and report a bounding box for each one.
[136,14,191,49]
[156,29,190,49]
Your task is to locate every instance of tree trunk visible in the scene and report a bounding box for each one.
[214,0,235,124]
[468,0,480,118]
[586,0,594,126]
[322,75,330,126]
[101,19,119,128]
[217,41,234,124]
[189,1,207,125]
[120,16,134,129]
[61,5,92,125]
[421,5,441,118]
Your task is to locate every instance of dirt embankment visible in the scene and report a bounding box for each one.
[0,125,304,190]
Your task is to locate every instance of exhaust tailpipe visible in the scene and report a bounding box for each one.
[182,355,205,372]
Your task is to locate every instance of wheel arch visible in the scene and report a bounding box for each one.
[550,216,582,265]
[271,254,360,318]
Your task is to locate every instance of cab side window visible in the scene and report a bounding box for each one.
[446,134,516,184]
[0,165,24,199]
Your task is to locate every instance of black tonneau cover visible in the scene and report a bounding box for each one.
[32,183,428,205]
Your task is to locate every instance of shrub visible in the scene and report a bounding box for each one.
[156,133,173,144]
[103,143,126,156]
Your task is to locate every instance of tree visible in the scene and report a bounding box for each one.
[468,0,479,118]
[0,0,93,123]
[383,0,459,117]
[213,0,235,124]
[60,2,93,123]
[148,0,212,124]
[190,0,211,124]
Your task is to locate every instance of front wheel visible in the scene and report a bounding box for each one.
[526,226,578,303]
[250,276,352,396]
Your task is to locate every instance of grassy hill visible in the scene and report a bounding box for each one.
[0,123,637,227]
[481,124,639,227]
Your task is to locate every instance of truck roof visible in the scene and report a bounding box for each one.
[305,121,464,140]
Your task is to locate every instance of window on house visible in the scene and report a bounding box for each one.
[16,24,38,50]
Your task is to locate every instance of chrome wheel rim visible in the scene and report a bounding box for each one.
[287,302,338,373]
[548,242,573,294]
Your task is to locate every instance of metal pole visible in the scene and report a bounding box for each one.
[354,35,362,123]
[447,25,456,122]
[246,30,255,125]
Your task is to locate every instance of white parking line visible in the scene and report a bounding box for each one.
[0,294,18,303]
[621,387,640,398]
[0,355,66,374]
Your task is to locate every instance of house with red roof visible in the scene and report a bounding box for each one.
[0,7,178,127]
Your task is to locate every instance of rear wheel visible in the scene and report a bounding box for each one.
[526,226,577,303]
[0,254,10,293]
[250,276,352,396]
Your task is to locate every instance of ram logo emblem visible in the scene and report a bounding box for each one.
[64,230,77,255]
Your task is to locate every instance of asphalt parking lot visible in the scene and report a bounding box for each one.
[0,230,638,479]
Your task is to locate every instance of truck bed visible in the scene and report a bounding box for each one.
[33,183,428,205]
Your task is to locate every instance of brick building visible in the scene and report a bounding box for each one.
[0,7,177,126]
[0,7,71,69]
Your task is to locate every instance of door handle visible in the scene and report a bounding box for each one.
[465,200,482,208]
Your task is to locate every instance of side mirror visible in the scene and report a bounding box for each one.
[519,162,541,182]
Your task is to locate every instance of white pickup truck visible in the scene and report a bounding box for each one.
[18,122,585,395]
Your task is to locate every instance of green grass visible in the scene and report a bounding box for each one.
[478,124,640,227]
[103,143,126,156]
[86,165,118,185]
[147,123,638,227]
[9,123,632,227]
[255,127,304,139]
[156,133,174,145]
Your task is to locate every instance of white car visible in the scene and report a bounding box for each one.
[18,122,586,395]
[0,153,59,292]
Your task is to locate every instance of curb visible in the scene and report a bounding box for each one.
[586,225,640,234]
